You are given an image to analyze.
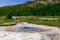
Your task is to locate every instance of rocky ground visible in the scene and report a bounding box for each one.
[0,22,60,40]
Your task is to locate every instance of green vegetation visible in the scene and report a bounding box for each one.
[6,13,12,19]
[0,21,16,26]
[11,16,60,27]
[0,2,60,27]
[0,3,60,16]
[0,18,16,26]
[0,16,60,27]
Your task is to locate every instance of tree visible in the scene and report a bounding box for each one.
[6,13,12,19]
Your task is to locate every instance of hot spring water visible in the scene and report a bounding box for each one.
[17,27,42,32]
[15,23,42,32]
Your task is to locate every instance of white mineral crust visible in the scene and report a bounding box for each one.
[0,22,60,40]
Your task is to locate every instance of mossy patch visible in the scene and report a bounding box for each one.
[0,21,16,26]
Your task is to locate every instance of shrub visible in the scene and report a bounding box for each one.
[6,13,12,19]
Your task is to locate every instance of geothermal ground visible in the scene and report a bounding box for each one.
[0,22,60,40]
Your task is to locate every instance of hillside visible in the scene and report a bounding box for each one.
[0,1,60,16]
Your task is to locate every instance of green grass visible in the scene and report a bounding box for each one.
[0,17,16,26]
[14,16,60,27]
[0,16,60,28]
[0,21,16,26]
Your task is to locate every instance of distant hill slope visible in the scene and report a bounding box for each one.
[0,1,60,16]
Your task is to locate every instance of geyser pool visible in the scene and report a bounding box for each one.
[17,27,42,32]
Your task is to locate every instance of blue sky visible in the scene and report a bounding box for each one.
[0,0,33,7]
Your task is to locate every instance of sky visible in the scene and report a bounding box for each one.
[0,0,34,7]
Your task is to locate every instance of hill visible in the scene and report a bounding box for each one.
[0,1,60,16]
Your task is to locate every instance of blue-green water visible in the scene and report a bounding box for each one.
[18,27,41,32]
